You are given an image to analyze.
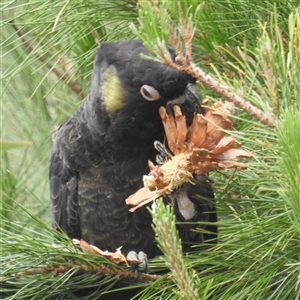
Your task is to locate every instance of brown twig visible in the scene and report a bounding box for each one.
[9,20,85,99]
[178,62,275,128]
[158,19,276,128]
[1,262,162,283]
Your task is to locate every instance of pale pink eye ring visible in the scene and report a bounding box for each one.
[140,85,161,101]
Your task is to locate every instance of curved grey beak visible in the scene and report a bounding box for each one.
[166,83,203,126]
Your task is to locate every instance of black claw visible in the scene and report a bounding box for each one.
[134,265,139,280]
[138,251,148,272]
[156,154,164,164]
[127,251,139,280]
[154,141,169,164]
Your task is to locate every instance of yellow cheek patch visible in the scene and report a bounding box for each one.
[101,66,125,112]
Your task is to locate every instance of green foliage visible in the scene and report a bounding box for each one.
[1,0,300,299]
[1,206,148,299]
[151,200,199,300]
[277,108,300,228]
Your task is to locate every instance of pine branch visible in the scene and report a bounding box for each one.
[151,200,199,300]
[154,17,275,128]
[2,261,161,283]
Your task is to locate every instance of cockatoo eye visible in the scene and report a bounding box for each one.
[140,85,161,101]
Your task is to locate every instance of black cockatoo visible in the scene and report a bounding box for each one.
[50,40,217,267]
